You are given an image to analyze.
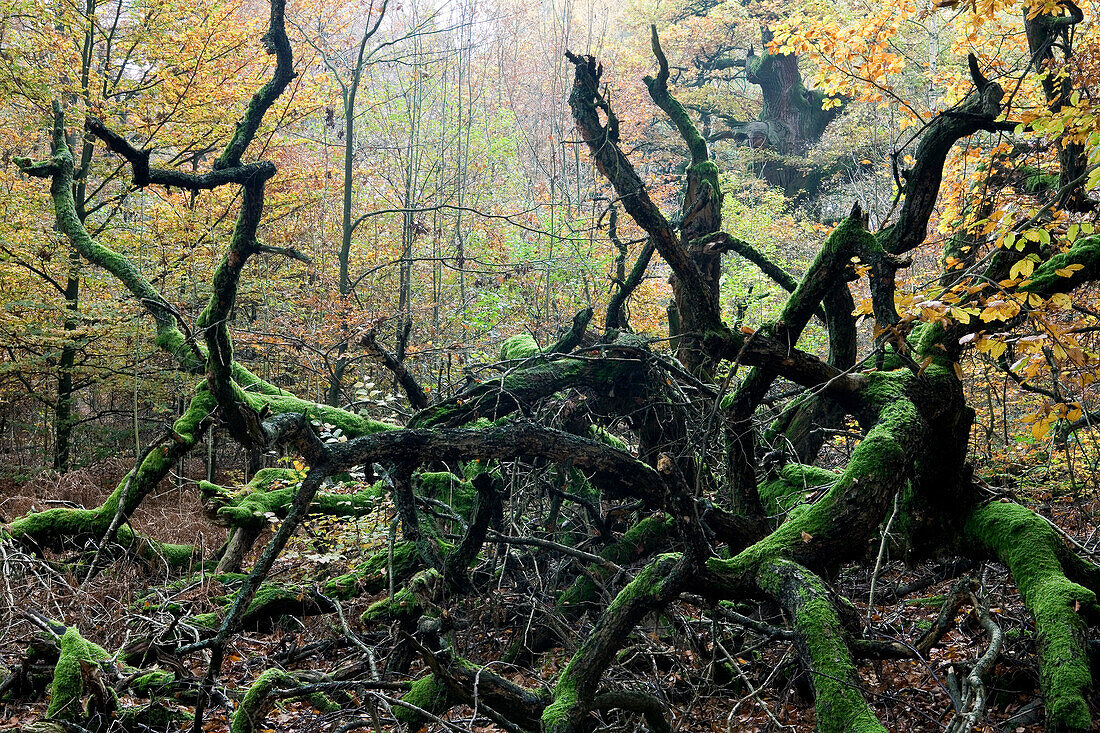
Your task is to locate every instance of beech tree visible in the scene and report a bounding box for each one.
[636,0,852,205]
[4,1,1100,733]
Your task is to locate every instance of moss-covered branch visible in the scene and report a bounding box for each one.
[756,558,886,732]
[200,469,386,529]
[542,554,686,733]
[1021,235,1100,295]
[557,514,674,610]
[7,391,214,569]
[213,0,294,170]
[964,501,1097,732]
[230,669,337,733]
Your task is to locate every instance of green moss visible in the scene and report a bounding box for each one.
[545,554,680,731]
[687,160,721,197]
[417,471,476,514]
[589,425,629,452]
[114,524,198,569]
[540,677,579,732]
[230,669,338,733]
[46,628,114,720]
[689,160,719,177]
[500,334,541,361]
[860,369,909,407]
[119,700,193,729]
[715,397,917,576]
[131,670,175,696]
[1023,235,1100,294]
[324,540,418,599]
[395,674,455,726]
[558,515,675,609]
[202,470,386,528]
[191,579,331,631]
[361,586,419,624]
[191,612,219,629]
[606,554,677,611]
[173,389,216,442]
[964,502,1095,730]
[244,392,395,437]
[361,568,441,625]
[758,464,838,518]
[9,389,213,560]
[910,321,949,360]
[755,558,885,732]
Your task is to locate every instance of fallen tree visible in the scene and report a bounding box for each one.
[3,2,1100,733]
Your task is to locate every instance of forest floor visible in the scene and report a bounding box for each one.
[1,449,1097,732]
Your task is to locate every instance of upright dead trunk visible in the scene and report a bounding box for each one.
[644,27,724,377]
[53,256,80,471]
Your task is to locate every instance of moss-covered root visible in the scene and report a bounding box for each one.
[756,558,886,733]
[46,628,114,722]
[230,668,337,733]
[394,673,456,729]
[964,502,1097,732]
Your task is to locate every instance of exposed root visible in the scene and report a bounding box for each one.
[944,582,1003,733]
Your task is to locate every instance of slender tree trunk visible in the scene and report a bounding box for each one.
[53,257,80,471]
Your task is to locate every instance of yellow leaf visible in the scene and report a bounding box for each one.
[1032,419,1051,441]
[977,337,1007,358]
[1010,258,1035,279]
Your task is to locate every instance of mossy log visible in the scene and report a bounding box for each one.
[185,541,420,631]
[20,623,196,733]
[361,568,443,626]
[45,628,114,723]
[542,554,686,733]
[201,469,387,528]
[394,673,457,729]
[410,646,549,730]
